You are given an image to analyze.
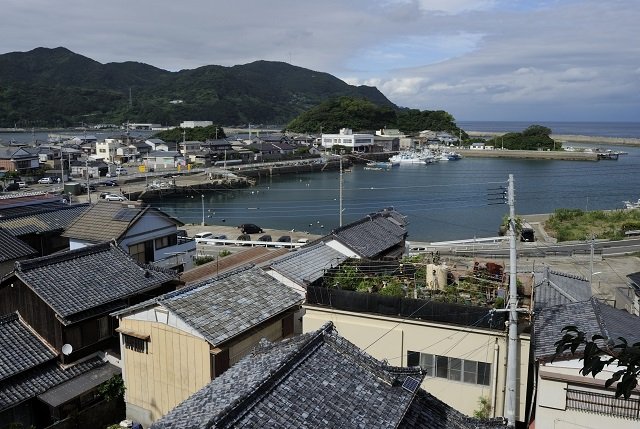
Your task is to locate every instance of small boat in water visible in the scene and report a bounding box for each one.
[366,161,394,169]
[624,199,640,209]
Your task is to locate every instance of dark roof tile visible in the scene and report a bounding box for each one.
[11,242,177,322]
[151,323,502,429]
[0,313,56,382]
[0,230,37,262]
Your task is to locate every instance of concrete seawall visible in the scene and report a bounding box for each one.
[467,131,640,147]
[456,149,598,161]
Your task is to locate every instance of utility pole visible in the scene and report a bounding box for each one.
[589,234,595,285]
[339,150,344,227]
[505,174,518,428]
[85,158,91,204]
[201,194,205,226]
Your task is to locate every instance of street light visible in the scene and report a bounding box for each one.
[201,195,205,226]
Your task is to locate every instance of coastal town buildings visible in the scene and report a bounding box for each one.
[321,128,375,152]
[112,266,304,427]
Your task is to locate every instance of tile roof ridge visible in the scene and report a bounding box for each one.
[548,269,588,281]
[15,241,113,272]
[213,322,334,428]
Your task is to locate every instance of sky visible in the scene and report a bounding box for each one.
[2,0,639,122]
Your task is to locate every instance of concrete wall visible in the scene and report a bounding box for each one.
[304,306,530,421]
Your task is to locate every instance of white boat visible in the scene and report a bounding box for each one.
[624,199,640,209]
[389,151,427,165]
[436,151,462,161]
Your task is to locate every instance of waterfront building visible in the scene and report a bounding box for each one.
[321,128,375,152]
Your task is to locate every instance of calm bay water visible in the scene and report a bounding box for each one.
[3,122,640,242]
[150,147,640,242]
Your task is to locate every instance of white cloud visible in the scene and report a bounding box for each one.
[0,0,638,121]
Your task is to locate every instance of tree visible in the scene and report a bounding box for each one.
[555,326,640,399]
[522,124,552,137]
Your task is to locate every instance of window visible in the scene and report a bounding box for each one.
[436,356,448,378]
[129,242,146,264]
[449,358,462,381]
[154,234,177,250]
[408,350,491,386]
[123,334,148,353]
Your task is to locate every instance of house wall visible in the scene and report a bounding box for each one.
[304,306,530,421]
[0,279,63,351]
[534,361,640,428]
[119,317,211,427]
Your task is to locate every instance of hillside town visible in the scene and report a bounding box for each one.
[1,126,640,429]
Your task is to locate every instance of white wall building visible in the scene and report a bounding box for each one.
[321,128,374,152]
[180,121,213,128]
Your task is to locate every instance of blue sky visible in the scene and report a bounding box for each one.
[1,0,638,122]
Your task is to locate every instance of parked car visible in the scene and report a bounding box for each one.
[277,235,291,243]
[116,167,128,176]
[104,194,127,201]
[16,181,28,189]
[238,223,263,234]
[236,234,251,245]
[102,180,118,187]
[80,183,97,192]
[99,192,111,199]
[257,234,272,242]
[38,177,54,184]
[5,183,19,192]
[194,232,214,243]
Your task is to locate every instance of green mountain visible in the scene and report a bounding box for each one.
[0,47,397,128]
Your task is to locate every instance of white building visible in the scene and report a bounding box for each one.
[321,128,374,152]
[180,121,213,128]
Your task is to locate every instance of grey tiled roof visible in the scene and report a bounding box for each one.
[0,356,105,412]
[63,202,184,244]
[533,268,592,309]
[269,242,347,285]
[330,208,407,258]
[0,313,57,382]
[0,204,89,236]
[117,266,303,346]
[534,297,640,360]
[0,230,37,263]
[151,322,501,429]
[12,242,177,323]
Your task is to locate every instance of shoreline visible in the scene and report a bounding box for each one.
[467,131,640,147]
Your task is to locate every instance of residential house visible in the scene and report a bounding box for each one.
[615,271,640,315]
[95,139,120,163]
[318,207,408,260]
[0,242,179,364]
[146,150,184,169]
[303,288,529,424]
[529,267,640,427]
[247,141,295,162]
[0,147,40,175]
[0,312,119,429]
[0,192,88,256]
[532,296,640,428]
[112,265,304,427]
[180,121,212,128]
[150,322,506,429]
[62,200,195,271]
[145,138,166,151]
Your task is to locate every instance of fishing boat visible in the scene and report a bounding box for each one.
[389,151,427,165]
[624,199,640,209]
[366,161,394,169]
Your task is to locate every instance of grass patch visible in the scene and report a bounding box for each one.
[544,208,640,241]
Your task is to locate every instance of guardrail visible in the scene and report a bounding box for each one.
[198,238,305,248]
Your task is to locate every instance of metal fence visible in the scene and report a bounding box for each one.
[566,388,640,420]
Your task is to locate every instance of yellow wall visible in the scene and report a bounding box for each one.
[304,306,530,421]
[120,318,211,422]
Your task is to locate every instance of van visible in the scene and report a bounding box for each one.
[16,181,28,189]
[115,167,128,176]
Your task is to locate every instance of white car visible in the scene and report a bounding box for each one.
[104,194,127,201]
[38,177,54,184]
[194,232,214,243]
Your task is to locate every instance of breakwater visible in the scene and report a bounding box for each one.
[456,149,598,161]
